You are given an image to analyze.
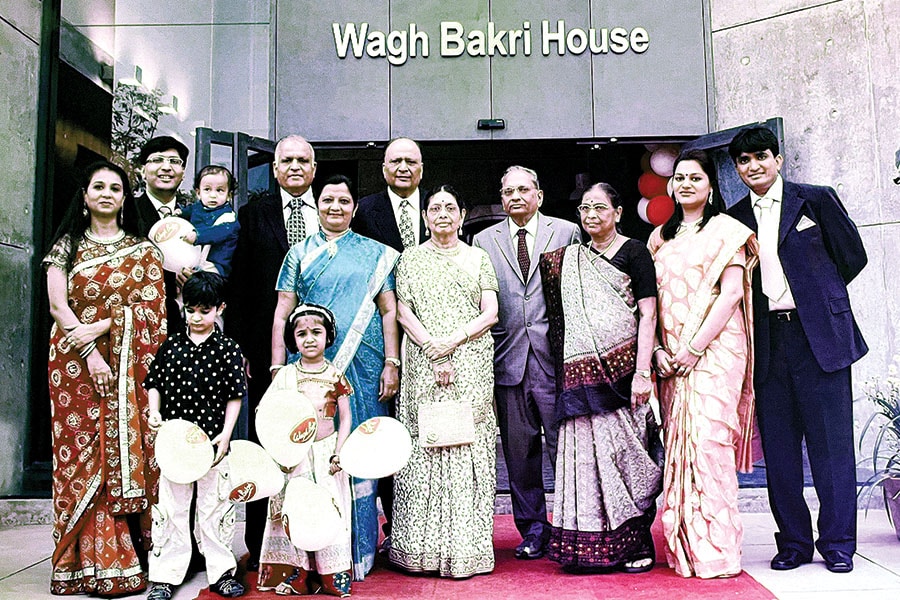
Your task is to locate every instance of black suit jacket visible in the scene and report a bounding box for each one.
[135,193,185,333]
[353,189,427,253]
[727,180,868,380]
[226,193,290,370]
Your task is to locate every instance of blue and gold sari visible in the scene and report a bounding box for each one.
[276,230,399,579]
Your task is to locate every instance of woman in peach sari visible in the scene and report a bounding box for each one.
[648,149,757,579]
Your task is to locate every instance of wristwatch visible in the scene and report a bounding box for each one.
[384,357,401,368]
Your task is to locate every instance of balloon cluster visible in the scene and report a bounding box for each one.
[636,144,680,226]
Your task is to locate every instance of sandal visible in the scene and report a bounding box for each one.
[621,557,654,574]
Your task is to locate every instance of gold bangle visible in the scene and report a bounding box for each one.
[384,357,401,368]
[432,355,450,365]
[269,364,284,372]
[687,342,704,357]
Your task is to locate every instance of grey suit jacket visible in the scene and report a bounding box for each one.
[473,213,582,386]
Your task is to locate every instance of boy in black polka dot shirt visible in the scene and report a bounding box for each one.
[144,272,246,600]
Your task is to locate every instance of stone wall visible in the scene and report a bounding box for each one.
[709,0,900,429]
[0,1,41,495]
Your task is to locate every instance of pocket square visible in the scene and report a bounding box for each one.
[796,215,817,231]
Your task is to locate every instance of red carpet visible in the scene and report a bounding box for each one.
[196,515,775,599]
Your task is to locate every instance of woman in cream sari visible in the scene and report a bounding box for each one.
[648,149,758,578]
[271,175,401,580]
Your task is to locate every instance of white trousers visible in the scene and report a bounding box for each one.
[149,458,237,585]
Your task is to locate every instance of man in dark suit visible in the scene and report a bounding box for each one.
[726,127,867,574]
[351,137,424,551]
[134,136,191,335]
[473,166,581,559]
[227,134,318,568]
[353,137,426,252]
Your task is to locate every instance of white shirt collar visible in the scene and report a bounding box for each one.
[145,187,177,213]
[508,213,540,239]
[751,174,784,206]
[387,187,420,211]
[280,187,315,210]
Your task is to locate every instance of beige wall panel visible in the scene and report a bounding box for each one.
[489,2,592,140]
[211,24,270,139]
[712,1,879,225]
[863,0,900,222]
[711,0,828,31]
[276,2,390,141]
[389,0,491,140]
[0,18,39,246]
[849,226,897,385]
[593,0,710,137]
[2,0,41,42]
[0,7,39,496]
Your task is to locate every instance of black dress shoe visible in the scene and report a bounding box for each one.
[822,550,853,573]
[514,536,546,560]
[770,549,812,570]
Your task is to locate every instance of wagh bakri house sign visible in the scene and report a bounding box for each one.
[332,20,651,65]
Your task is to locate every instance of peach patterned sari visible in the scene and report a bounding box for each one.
[648,214,757,578]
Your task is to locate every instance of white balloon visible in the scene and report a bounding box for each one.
[226,440,286,503]
[637,197,651,224]
[650,145,680,177]
[148,217,201,273]
[256,388,318,469]
[282,477,345,551]
[340,417,412,479]
[155,419,214,484]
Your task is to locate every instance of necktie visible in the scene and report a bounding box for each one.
[516,228,530,280]
[286,196,307,246]
[399,199,416,249]
[158,205,172,217]
[755,197,787,301]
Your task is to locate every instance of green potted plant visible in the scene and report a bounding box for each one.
[857,355,900,539]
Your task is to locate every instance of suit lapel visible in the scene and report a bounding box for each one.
[264,194,289,253]
[375,191,403,249]
[731,195,758,232]
[528,213,553,282]
[778,181,803,246]
[491,220,522,283]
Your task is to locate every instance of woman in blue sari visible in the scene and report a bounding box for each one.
[270,174,401,580]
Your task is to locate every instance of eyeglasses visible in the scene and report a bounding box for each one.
[426,204,459,215]
[577,204,611,215]
[145,155,185,168]
[500,185,535,198]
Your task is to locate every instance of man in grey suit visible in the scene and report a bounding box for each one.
[473,166,581,559]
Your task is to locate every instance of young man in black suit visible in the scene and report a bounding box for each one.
[134,136,191,334]
[726,127,867,574]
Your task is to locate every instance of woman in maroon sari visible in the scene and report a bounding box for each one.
[44,161,166,596]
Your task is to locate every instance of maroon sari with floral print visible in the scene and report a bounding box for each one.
[44,232,166,595]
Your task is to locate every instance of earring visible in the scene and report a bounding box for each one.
[425,228,431,237]
[82,206,88,218]
[707,193,713,205]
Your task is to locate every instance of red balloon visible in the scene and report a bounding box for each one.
[646,195,675,226]
[638,172,669,199]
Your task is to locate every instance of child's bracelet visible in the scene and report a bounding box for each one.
[329,454,340,464]
[269,364,284,373]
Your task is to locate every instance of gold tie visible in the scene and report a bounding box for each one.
[756,197,786,301]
